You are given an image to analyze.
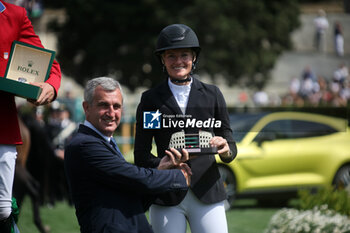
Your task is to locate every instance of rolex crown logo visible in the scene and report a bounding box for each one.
[28,60,34,67]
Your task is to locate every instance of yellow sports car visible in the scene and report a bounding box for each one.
[216,111,350,208]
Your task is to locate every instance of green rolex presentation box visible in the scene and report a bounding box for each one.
[0,41,55,100]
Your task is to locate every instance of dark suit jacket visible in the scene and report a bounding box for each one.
[134,75,237,206]
[64,125,188,233]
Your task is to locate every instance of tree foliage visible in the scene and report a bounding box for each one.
[54,0,300,90]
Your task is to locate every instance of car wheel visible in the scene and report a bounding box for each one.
[218,165,236,210]
[333,165,350,192]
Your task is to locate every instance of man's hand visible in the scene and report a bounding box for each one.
[28,82,55,106]
[157,148,189,170]
[157,148,192,186]
[210,136,231,159]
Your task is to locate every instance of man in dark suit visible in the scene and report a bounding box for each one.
[64,77,191,233]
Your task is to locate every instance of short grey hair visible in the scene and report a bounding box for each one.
[84,77,123,105]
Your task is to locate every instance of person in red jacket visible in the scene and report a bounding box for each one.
[0,1,61,231]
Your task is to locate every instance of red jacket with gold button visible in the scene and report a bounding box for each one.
[0,0,61,145]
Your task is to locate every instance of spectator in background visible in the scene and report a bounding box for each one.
[301,65,317,82]
[289,77,300,96]
[317,76,333,105]
[333,63,349,87]
[299,66,319,99]
[253,89,269,107]
[284,77,304,106]
[334,21,344,57]
[314,9,329,52]
[340,80,350,102]
[46,101,76,160]
[330,64,349,107]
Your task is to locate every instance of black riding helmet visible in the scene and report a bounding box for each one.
[155,24,201,62]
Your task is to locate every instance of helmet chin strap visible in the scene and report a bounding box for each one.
[170,76,192,84]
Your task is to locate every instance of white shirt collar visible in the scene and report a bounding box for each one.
[168,77,192,94]
[168,78,192,114]
[0,2,6,13]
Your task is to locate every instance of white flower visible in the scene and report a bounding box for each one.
[264,205,350,233]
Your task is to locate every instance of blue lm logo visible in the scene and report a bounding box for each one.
[143,110,161,129]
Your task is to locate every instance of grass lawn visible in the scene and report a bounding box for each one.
[226,206,278,233]
[17,198,79,233]
[16,197,279,233]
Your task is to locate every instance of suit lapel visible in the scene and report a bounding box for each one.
[78,124,106,141]
[78,125,123,158]
[157,81,183,115]
[79,124,104,139]
[157,77,204,115]
[185,77,204,115]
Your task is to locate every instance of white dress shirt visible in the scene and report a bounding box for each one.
[168,78,192,114]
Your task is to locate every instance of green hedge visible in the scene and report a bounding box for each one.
[297,186,350,216]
